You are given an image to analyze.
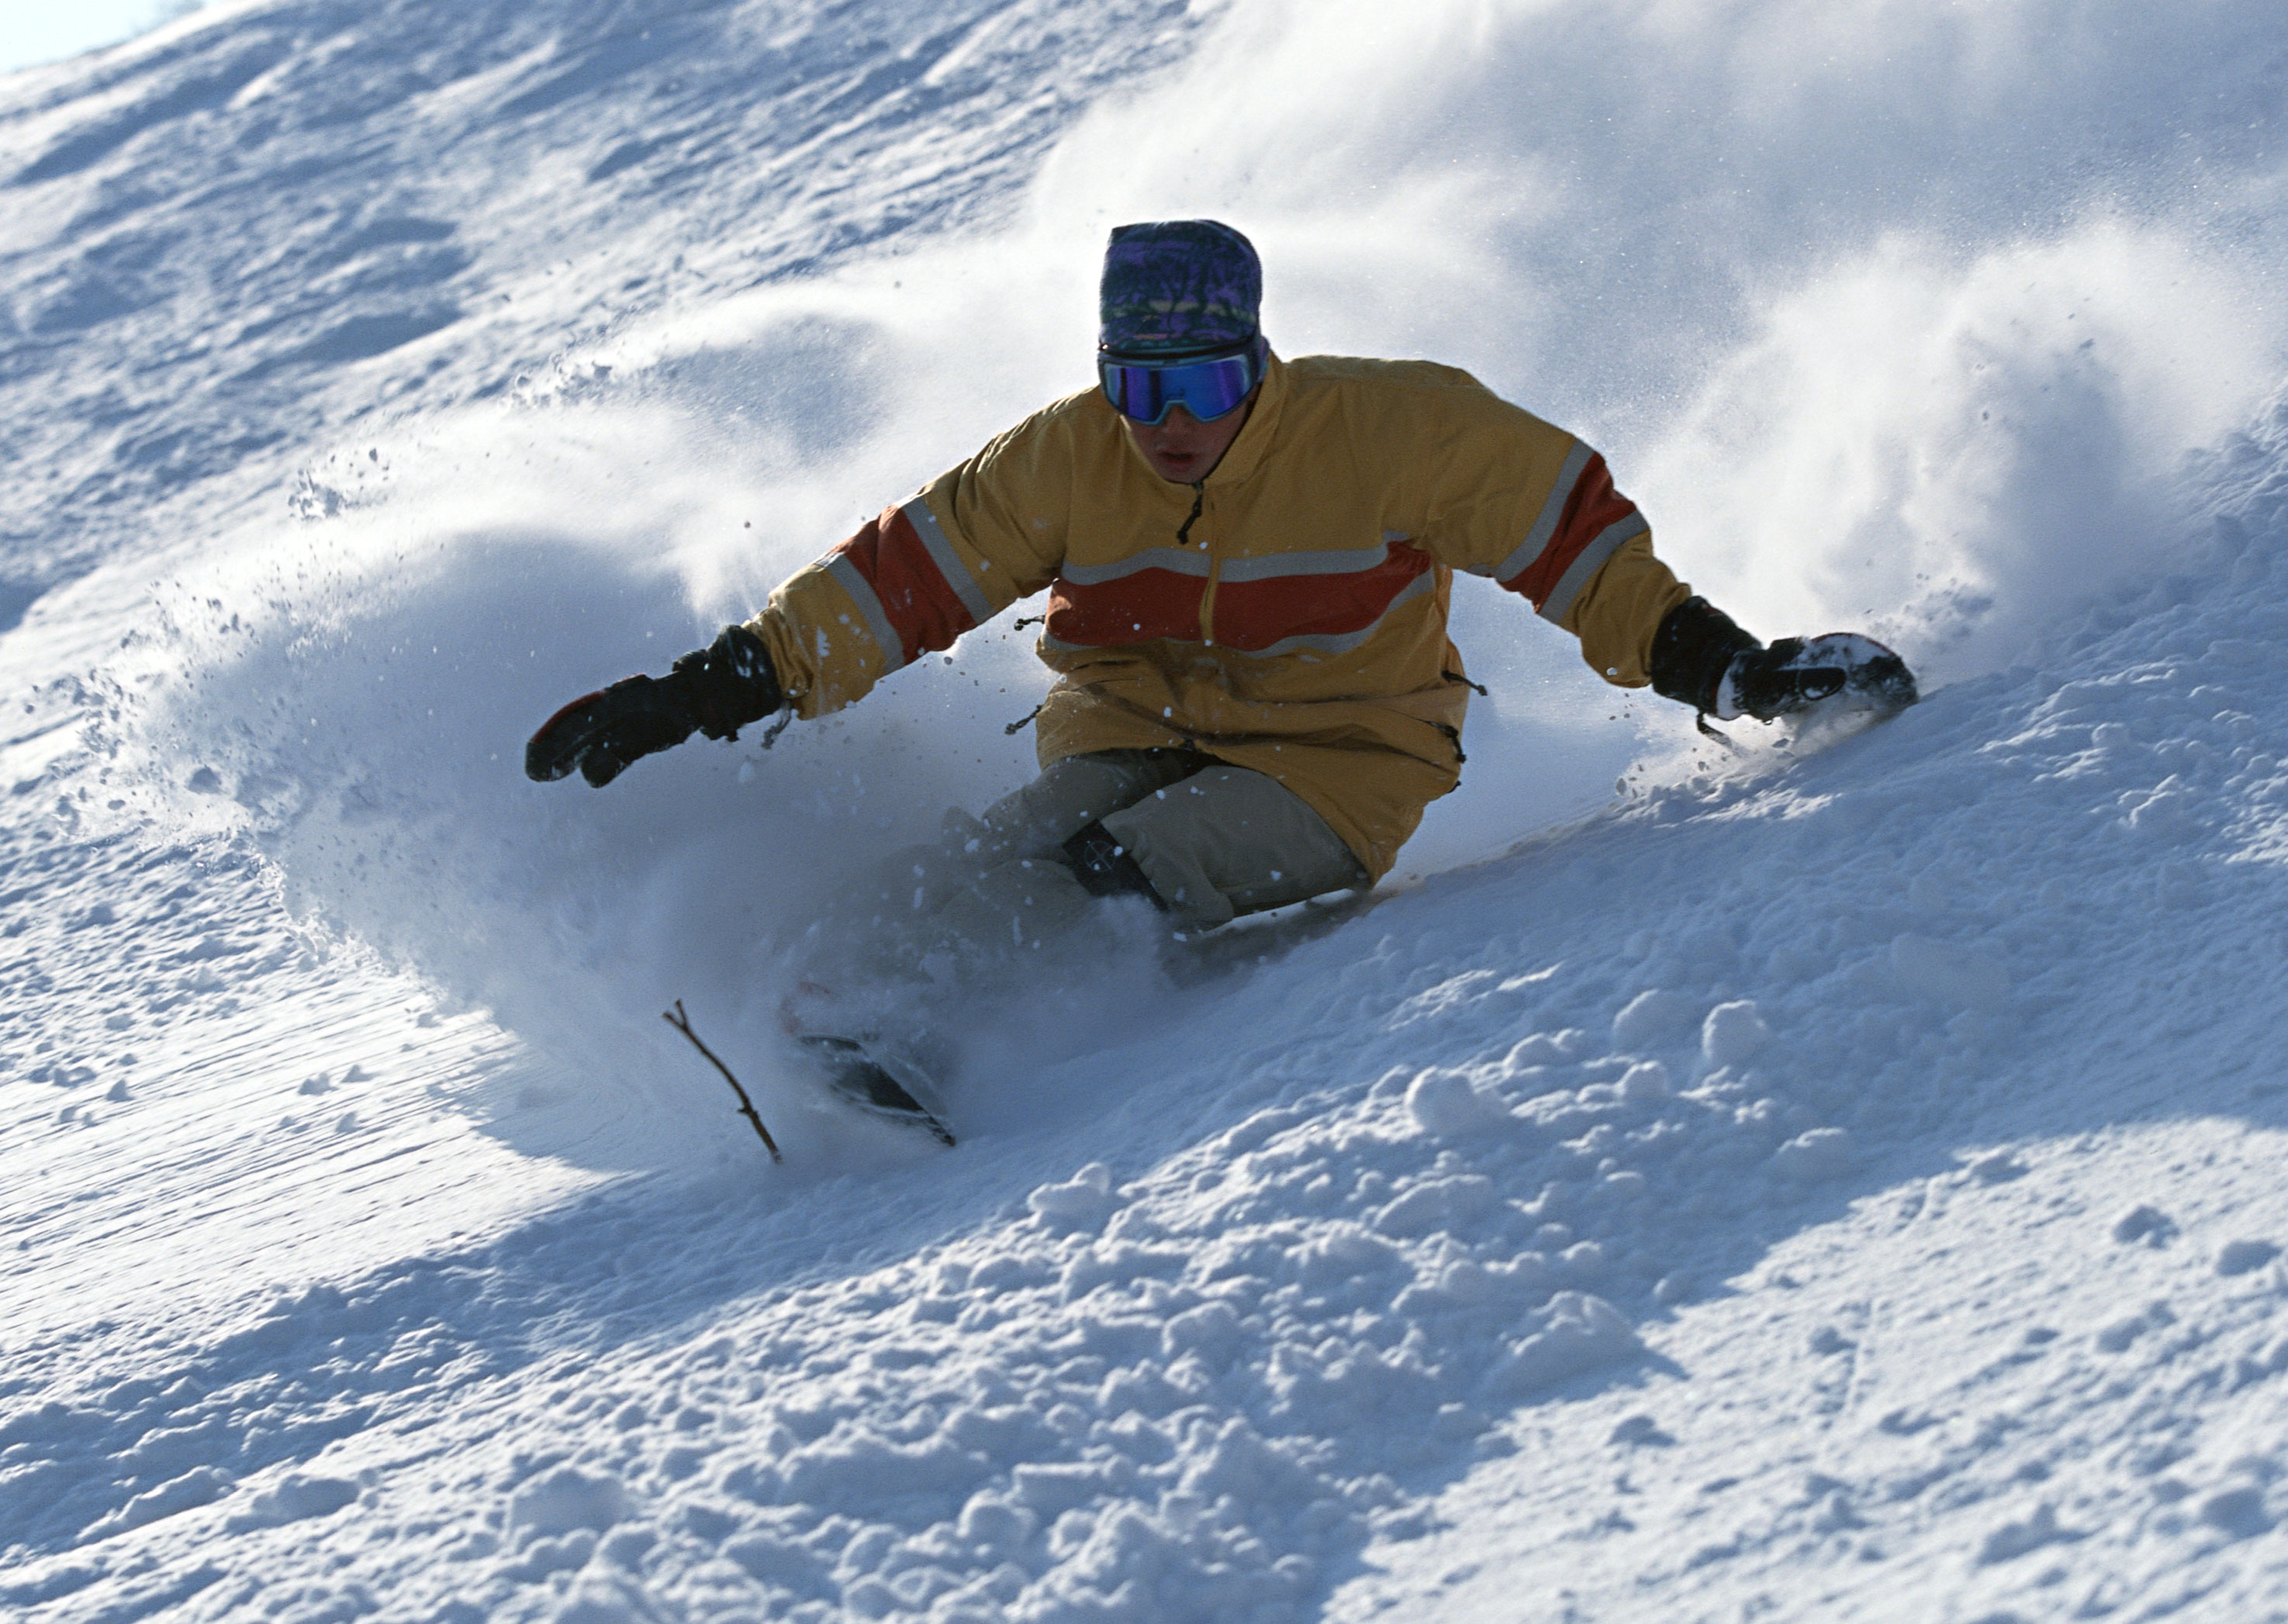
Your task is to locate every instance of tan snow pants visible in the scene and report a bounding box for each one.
[843,748,1369,984]
[974,748,1369,928]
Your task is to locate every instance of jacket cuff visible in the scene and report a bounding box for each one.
[1648,596,1760,712]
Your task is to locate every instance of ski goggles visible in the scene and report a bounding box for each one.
[1097,337,1267,426]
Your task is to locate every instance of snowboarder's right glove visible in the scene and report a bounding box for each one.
[1650,596,1917,720]
[525,624,783,787]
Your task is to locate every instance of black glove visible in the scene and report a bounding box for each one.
[1649,596,1758,711]
[1650,597,1916,720]
[525,625,782,787]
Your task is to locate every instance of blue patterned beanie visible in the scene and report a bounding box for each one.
[1098,219,1261,356]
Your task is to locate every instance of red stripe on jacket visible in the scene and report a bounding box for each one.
[1502,453,1641,607]
[1046,568,1204,647]
[1045,544,1436,651]
[1211,544,1436,651]
[835,504,979,665]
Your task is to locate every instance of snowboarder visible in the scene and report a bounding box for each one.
[529,218,1913,968]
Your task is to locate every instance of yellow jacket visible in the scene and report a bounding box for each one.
[747,354,1691,880]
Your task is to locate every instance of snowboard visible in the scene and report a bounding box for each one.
[796,1033,957,1146]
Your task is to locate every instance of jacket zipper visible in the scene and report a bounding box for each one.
[1186,481,1221,644]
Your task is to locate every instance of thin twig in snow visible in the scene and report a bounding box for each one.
[663,999,782,1164]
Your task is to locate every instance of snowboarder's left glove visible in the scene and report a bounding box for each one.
[1650,597,1916,720]
[525,625,781,787]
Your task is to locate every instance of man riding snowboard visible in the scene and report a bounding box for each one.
[528,220,1912,1120]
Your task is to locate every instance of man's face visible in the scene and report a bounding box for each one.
[1124,392,1256,484]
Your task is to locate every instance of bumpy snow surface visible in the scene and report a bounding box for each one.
[7,2,2288,1619]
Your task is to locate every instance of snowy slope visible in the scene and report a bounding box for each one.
[5,1,2288,1620]
[0,6,209,78]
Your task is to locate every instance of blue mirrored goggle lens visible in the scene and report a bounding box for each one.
[1098,346,1262,425]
